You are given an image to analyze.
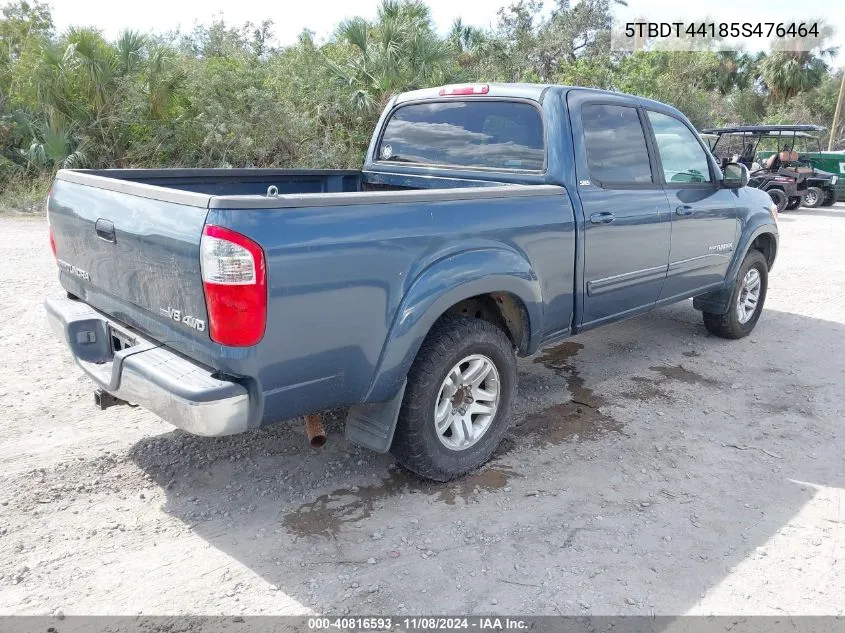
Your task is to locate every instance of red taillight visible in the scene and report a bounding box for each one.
[200,225,267,347]
[49,225,57,260]
[439,84,489,96]
[47,186,57,260]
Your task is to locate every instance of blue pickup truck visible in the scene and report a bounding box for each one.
[45,83,778,481]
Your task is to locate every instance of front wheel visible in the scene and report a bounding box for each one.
[821,189,838,207]
[702,250,768,339]
[767,189,788,213]
[802,186,824,208]
[391,316,517,481]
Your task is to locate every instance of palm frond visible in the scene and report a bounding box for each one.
[115,29,146,75]
[337,18,369,56]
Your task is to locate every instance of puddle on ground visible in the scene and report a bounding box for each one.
[283,465,518,538]
[516,401,622,446]
[532,342,598,406]
[534,341,584,368]
[520,341,622,447]
[435,465,519,505]
[286,341,680,538]
[649,365,725,388]
[621,364,725,401]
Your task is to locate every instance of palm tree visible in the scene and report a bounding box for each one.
[759,24,836,102]
[114,30,145,75]
[325,0,452,119]
[21,116,90,169]
[143,43,183,119]
[715,51,758,95]
[25,26,182,170]
[449,18,487,69]
[760,53,830,102]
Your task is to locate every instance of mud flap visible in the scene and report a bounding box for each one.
[345,380,407,453]
[693,285,733,315]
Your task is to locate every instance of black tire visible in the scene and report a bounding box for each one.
[390,316,517,481]
[802,186,824,208]
[821,189,837,207]
[702,250,768,339]
[767,189,788,213]
[785,196,801,210]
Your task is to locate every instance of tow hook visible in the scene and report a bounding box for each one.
[94,389,127,410]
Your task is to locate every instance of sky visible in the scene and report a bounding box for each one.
[32,0,845,65]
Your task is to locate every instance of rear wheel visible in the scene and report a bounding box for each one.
[767,189,788,213]
[802,186,824,208]
[391,316,517,481]
[786,196,801,210]
[702,250,768,339]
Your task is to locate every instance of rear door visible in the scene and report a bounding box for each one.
[644,110,740,299]
[568,92,672,327]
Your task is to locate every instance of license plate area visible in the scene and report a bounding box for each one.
[109,324,137,353]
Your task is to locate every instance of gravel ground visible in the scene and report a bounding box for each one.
[0,206,843,617]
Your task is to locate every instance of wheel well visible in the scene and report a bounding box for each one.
[440,292,530,354]
[751,233,776,271]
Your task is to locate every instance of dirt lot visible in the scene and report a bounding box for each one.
[0,206,843,617]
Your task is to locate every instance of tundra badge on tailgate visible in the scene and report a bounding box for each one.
[57,259,90,281]
[160,307,206,332]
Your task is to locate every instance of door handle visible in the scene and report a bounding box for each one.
[590,212,615,225]
[676,205,695,216]
[95,218,116,243]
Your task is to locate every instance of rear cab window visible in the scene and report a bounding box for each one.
[377,101,545,171]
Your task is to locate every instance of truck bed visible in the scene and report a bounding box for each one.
[48,167,572,431]
[57,168,364,199]
[56,167,515,202]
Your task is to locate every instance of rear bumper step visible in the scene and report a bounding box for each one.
[44,296,250,436]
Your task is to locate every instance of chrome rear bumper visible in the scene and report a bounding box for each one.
[44,296,249,436]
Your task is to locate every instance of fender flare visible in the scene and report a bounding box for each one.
[364,247,543,405]
[693,222,778,315]
[733,222,778,275]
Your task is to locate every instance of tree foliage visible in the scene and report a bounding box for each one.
[0,0,842,198]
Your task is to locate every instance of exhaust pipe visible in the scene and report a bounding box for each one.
[305,414,327,448]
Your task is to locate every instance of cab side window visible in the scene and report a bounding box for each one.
[647,111,712,184]
[582,104,653,185]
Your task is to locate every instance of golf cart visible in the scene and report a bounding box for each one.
[701,125,839,211]
[699,132,719,152]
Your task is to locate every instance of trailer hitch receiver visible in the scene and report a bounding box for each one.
[94,389,127,410]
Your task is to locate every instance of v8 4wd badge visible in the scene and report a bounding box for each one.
[160,307,206,332]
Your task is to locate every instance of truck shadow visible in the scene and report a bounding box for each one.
[128,304,845,615]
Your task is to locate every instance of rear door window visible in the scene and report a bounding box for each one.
[377,101,545,171]
[581,104,653,185]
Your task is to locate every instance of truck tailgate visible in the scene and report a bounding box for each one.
[48,177,211,351]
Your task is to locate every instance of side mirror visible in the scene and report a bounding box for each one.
[722,162,749,188]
